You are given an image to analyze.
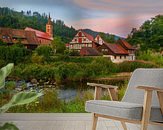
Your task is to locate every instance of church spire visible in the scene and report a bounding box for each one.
[46,13,53,38]
[48,13,52,25]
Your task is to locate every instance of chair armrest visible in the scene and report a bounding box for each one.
[137,86,163,92]
[87,82,118,89]
[87,82,118,101]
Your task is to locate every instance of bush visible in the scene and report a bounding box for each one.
[35,46,53,61]
[0,59,6,68]
[31,53,44,64]
[0,45,29,64]
[137,50,163,67]
[55,63,83,82]
[117,61,158,72]
[65,50,80,56]
[85,57,116,77]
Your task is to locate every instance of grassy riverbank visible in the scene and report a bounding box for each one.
[4,80,128,113]
[9,57,157,84]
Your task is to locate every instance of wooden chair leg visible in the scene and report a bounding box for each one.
[92,113,98,130]
[141,90,152,130]
[121,121,127,130]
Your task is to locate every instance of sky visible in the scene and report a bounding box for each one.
[0,0,163,37]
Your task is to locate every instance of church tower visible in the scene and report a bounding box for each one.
[46,13,53,38]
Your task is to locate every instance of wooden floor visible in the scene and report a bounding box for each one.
[0,113,140,130]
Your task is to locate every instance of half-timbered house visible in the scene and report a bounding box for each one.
[69,30,100,52]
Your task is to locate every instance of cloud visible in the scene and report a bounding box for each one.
[71,14,154,37]
[73,0,163,15]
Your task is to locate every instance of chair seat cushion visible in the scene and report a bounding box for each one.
[86,100,163,122]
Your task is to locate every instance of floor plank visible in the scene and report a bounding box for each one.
[0,113,138,130]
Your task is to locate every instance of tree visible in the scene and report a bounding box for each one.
[35,46,52,61]
[99,32,116,43]
[52,37,66,54]
[127,15,163,51]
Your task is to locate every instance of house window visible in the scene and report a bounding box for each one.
[102,49,108,52]
[78,32,82,37]
[74,39,77,42]
[83,38,86,41]
[114,56,116,59]
[120,56,122,59]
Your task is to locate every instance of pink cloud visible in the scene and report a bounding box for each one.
[70,14,155,37]
[73,0,163,13]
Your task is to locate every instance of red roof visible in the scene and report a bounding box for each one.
[80,47,100,56]
[0,27,39,45]
[118,39,134,50]
[25,27,53,41]
[65,43,69,47]
[81,30,95,42]
[104,43,128,55]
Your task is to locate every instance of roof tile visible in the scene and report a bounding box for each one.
[104,43,129,55]
[25,27,53,41]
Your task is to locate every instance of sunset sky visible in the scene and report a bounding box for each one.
[0,0,163,37]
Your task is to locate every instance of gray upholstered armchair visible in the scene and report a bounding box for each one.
[85,68,163,130]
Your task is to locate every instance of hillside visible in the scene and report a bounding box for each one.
[0,7,77,43]
[83,29,122,43]
[0,7,123,43]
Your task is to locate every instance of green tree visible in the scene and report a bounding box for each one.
[0,45,29,64]
[35,46,52,61]
[127,15,163,51]
[99,32,116,43]
[52,37,66,54]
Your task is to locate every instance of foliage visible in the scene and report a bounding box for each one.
[0,64,43,130]
[117,60,157,72]
[64,49,80,56]
[35,46,52,61]
[5,81,16,91]
[99,32,117,43]
[9,89,63,113]
[85,57,116,77]
[127,15,163,50]
[0,45,30,64]
[0,123,19,130]
[0,63,14,89]
[31,53,44,64]
[9,57,158,83]
[0,91,43,113]
[52,37,66,54]
[137,50,163,67]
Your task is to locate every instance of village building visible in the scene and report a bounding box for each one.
[117,39,136,60]
[0,27,39,49]
[68,30,136,63]
[0,14,53,49]
[98,43,130,63]
[25,14,53,46]
[69,30,101,52]
[80,47,101,56]
[94,34,105,45]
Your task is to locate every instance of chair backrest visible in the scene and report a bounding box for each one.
[122,68,163,107]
